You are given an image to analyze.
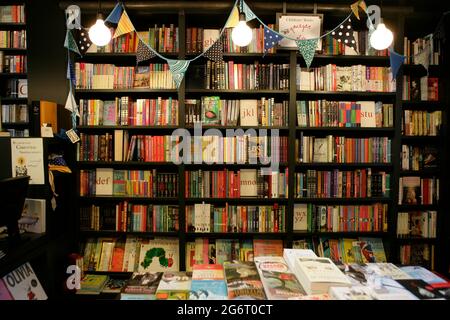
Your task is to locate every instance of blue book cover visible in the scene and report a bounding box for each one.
[189,280,228,300]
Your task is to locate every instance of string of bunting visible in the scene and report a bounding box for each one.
[63,0,433,91]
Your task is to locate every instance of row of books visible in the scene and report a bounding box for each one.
[294,169,390,199]
[404,35,440,65]
[0,30,26,49]
[402,76,439,101]
[79,169,179,197]
[78,133,113,162]
[2,78,27,98]
[202,61,290,90]
[185,203,286,234]
[398,176,439,205]
[322,31,388,57]
[293,203,388,233]
[401,145,438,171]
[402,110,442,136]
[296,135,392,163]
[1,104,28,123]
[397,211,437,239]
[221,26,277,54]
[296,65,395,92]
[400,244,434,269]
[186,168,288,199]
[78,97,179,126]
[185,97,289,127]
[1,128,28,137]
[0,53,26,73]
[80,204,179,233]
[0,5,25,23]
[75,63,176,89]
[296,100,394,128]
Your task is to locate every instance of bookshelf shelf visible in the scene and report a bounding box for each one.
[401,101,442,109]
[77,161,178,168]
[293,198,392,204]
[0,72,27,78]
[296,163,393,169]
[297,91,396,98]
[400,170,440,176]
[185,232,288,240]
[292,231,390,238]
[74,89,178,95]
[0,48,26,53]
[185,89,290,94]
[298,54,390,65]
[185,198,289,204]
[1,122,29,126]
[185,125,290,131]
[401,136,441,142]
[79,231,179,237]
[397,205,439,211]
[0,22,26,28]
[184,163,289,168]
[296,127,395,134]
[78,196,179,203]
[76,125,180,131]
[396,238,437,244]
[0,97,27,102]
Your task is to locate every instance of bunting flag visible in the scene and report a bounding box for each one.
[66,60,76,87]
[264,26,282,54]
[331,18,358,52]
[113,10,135,39]
[204,38,224,62]
[136,39,156,64]
[74,28,92,56]
[296,39,318,69]
[105,2,123,24]
[65,90,80,118]
[225,6,240,28]
[64,30,80,55]
[389,49,405,80]
[167,59,191,89]
[415,45,431,73]
[242,1,257,22]
[350,0,367,20]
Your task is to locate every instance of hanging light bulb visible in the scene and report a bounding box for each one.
[232,13,253,47]
[88,13,111,47]
[370,19,393,50]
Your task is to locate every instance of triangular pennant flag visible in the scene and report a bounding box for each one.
[74,28,92,56]
[415,45,431,73]
[331,18,358,52]
[64,30,80,55]
[264,26,282,54]
[296,39,318,69]
[204,38,224,62]
[67,60,76,87]
[167,59,191,89]
[225,6,240,28]
[105,2,123,24]
[389,49,405,80]
[351,1,361,20]
[113,10,135,39]
[65,91,80,118]
[136,39,156,64]
[359,1,367,12]
[242,1,257,22]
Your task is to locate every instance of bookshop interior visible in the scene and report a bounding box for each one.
[2,0,450,302]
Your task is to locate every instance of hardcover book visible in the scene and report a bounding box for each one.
[396,279,445,300]
[253,239,283,257]
[95,168,114,196]
[76,274,109,295]
[239,100,258,126]
[121,272,163,299]
[223,261,266,300]
[138,238,179,272]
[2,262,48,300]
[240,169,258,197]
[156,271,192,300]
[400,177,421,205]
[202,96,221,125]
[400,266,446,285]
[293,204,308,231]
[18,198,46,234]
[359,101,376,127]
[356,238,387,263]
[133,66,150,88]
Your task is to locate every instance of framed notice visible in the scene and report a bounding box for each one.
[11,138,45,185]
[276,13,323,50]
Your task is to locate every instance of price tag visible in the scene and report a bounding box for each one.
[66,128,80,143]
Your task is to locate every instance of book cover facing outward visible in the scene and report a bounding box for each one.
[10,138,45,185]
[357,238,387,263]
[2,262,47,300]
[121,272,163,299]
[156,271,192,300]
[253,239,283,257]
[189,264,227,300]
[223,261,266,300]
[138,238,179,272]
[18,198,46,234]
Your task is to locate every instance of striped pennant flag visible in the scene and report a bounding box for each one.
[113,10,135,39]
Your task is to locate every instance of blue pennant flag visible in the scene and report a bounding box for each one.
[389,48,405,80]
[66,60,76,87]
[105,2,123,24]
[242,1,257,22]
[264,26,282,54]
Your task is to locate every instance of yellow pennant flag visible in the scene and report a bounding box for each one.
[225,6,239,28]
[359,1,367,12]
[351,1,361,20]
[113,10,135,39]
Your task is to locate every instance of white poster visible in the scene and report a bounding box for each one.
[11,138,45,185]
[277,14,323,50]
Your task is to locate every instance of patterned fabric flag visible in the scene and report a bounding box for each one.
[105,2,123,24]
[225,5,240,28]
[167,59,191,89]
[74,28,92,56]
[242,1,257,22]
[65,90,80,118]
[113,10,135,39]
[136,38,156,64]
[296,39,318,69]
[64,30,80,55]
[389,49,405,80]
[351,0,367,20]
[331,18,358,52]
[264,26,282,54]
[66,59,76,87]
[415,45,431,73]
[204,38,224,62]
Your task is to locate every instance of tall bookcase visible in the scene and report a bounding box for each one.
[72,3,447,275]
[0,1,29,137]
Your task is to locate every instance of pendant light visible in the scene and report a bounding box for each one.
[231,1,253,47]
[370,19,393,50]
[88,0,111,47]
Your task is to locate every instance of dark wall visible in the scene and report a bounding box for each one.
[26,0,67,105]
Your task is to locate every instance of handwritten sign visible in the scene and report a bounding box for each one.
[277,14,323,50]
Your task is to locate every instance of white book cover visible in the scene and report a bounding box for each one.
[239,100,258,126]
[114,130,124,161]
[329,286,375,300]
[11,138,45,185]
[283,249,317,278]
[194,203,211,233]
[293,204,308,231]
[359,101,376,127]
[95,168,113,195]
[138,238,179,272]
[18,198,46,234]
[240,169,257,197]
[313,138,328,163]
[364,263,412,280]
[202,29,220,52]
[2,262,47,300]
